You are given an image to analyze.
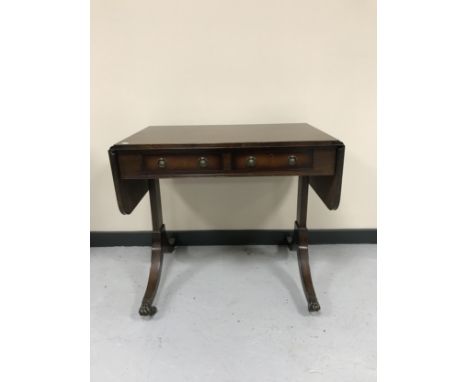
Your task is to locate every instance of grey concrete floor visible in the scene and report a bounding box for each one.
[91,244,376,382]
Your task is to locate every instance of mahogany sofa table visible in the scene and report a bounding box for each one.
[109,123,345,316]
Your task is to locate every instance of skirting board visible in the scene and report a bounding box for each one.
[90,229,376,247]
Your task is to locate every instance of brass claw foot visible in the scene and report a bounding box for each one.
[308,301,321,312]
[139,302,157,316]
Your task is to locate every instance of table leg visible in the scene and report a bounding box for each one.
[290,176,321,312]
[139,179,174,317]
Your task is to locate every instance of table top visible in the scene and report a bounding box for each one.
[112,123,342,149]
[109,123,345,214]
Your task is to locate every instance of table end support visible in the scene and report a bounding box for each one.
[294,176,321,313]
[139,229,165,317]
[138,179,174,317]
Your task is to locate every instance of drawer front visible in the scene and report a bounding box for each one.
[231,148,335,175]
[232,150,314,170]
[118,152,223,177]
[233,151,311,170]
[144,153,222,173]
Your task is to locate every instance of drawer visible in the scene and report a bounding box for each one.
[232,150,313,171]
[118,152,223,177]
[231,148,336,175]
[144,153,222,173]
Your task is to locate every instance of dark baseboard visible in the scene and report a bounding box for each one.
[90,229,376,247]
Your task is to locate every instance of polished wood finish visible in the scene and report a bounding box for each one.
[109,150,148,214]
[109,123,345,316]
[309,145,345,210]
[113,123,339,148]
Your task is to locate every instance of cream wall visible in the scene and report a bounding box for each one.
[91,0,376,231]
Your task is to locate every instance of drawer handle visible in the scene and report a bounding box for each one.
[157,157,167,168]
[198,157,208,168]
[246,156,256,168]
[288,155,297,166]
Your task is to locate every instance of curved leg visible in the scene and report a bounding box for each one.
[139,179,174,317]
[296,224,320,312]
[139,233,164,316]
[294,176,321,312]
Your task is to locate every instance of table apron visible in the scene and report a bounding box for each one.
[117,147,337,178]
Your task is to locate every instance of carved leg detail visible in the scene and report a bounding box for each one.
[139,232,164,316]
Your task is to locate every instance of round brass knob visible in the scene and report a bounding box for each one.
[288,155,297,166]
[246,156,256,168]
[198,157,208,168]
[157,157,167,168]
